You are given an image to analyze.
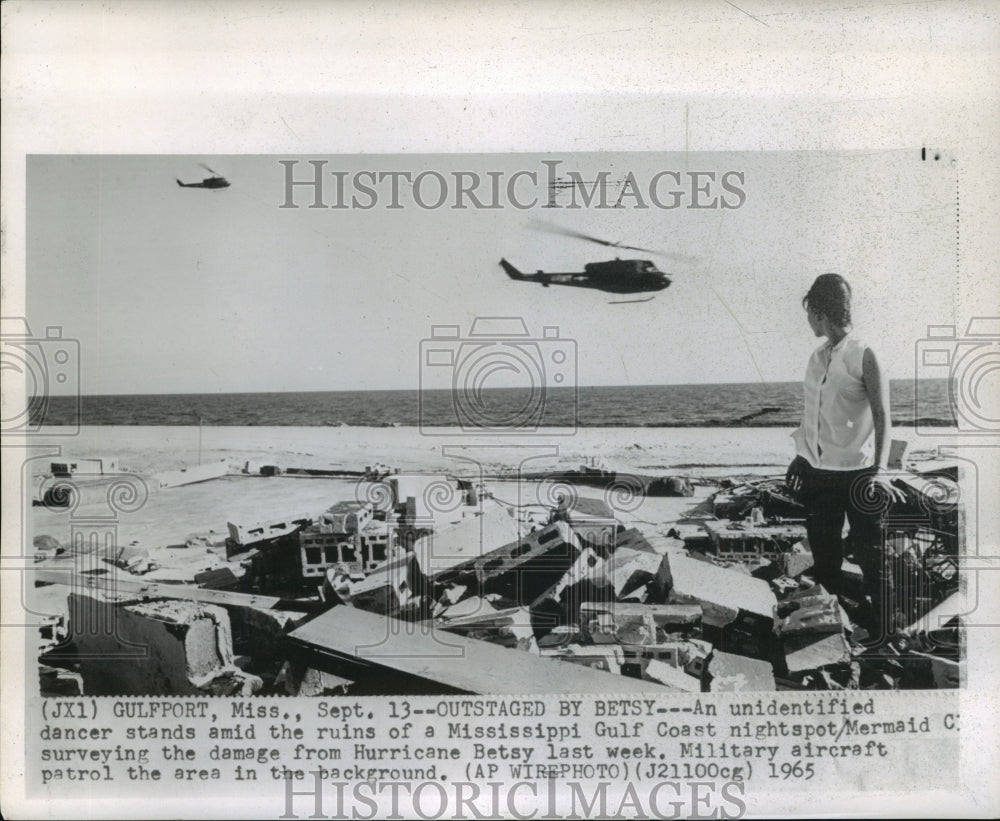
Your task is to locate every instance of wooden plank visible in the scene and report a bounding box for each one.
[288,605,677,694]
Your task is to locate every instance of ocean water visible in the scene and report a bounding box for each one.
[31,379,954,428]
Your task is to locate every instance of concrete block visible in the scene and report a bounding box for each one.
[775,591,850,637]
[227,513,313,550]
[703,521,807,566]
[783,541,815,578]
[349,554,426,616]
[438,522,580,606]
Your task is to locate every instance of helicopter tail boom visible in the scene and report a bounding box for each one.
[499,258,526,281]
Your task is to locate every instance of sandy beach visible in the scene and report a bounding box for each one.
[24,424,958,559]
[24,424,959,478]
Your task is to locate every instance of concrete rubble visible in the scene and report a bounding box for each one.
[35,462,962,696]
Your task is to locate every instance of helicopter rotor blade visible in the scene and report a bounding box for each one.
[528,220,697,263]
[529,221,618,247]
[198,162,219,175]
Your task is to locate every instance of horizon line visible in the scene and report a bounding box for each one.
[34,376,948,400]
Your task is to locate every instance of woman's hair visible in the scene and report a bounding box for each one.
[803,273,852,327]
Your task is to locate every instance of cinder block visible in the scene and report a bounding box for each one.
[579,602,702,646]
[775,591,850,637]
[437,522,580,606]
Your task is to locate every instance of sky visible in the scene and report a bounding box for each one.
[28,150,957,395]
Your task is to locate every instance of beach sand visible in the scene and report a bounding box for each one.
[25,424,958,555]
[24,423,959,477]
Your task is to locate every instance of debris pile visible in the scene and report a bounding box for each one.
[34,463,963,696]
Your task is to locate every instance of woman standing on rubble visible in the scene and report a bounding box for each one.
[785,273,906,642]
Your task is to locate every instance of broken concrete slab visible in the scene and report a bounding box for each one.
[288,605,676,694]
[432,583,469,616]
[540,644,625,677]
[782,633,852,675]
[435,521,580,607]
[552,496,618,553]
[706,650,776,692]
[155,461,229,488]
[112,546,152,574]
[39,664,84,697]
[33,535,64,562]
[193,566,241,589]
[598,544,673,603]
[276,661,352,696]
[907,652,961,688]
[412,502,522,580]
[68,591,253,695]
[644,658,701,692]
[438,605,536,652]
[35,567,299,614]
[667,552,777,628]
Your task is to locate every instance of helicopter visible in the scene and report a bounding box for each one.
[500,223,689,300]
[176,163,230,189]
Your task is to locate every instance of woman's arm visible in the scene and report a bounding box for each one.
[862,346,906,501]
[862,347,891,469]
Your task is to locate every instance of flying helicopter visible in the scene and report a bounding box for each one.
[500,223,691,301]
[176,163,230,189]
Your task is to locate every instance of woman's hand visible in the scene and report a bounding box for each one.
[867,468,908,505]
[785,455,809,494]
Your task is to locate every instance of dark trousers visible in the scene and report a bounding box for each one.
[799,463,895,636]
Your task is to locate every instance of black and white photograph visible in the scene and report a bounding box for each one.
[2,2,998,819]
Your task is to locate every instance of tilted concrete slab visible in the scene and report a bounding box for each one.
[287,605,680,694]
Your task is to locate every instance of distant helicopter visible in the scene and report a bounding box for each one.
[500,223,690,301]
[176,163,230,189]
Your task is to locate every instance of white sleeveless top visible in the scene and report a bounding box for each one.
[791,332,874,470]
